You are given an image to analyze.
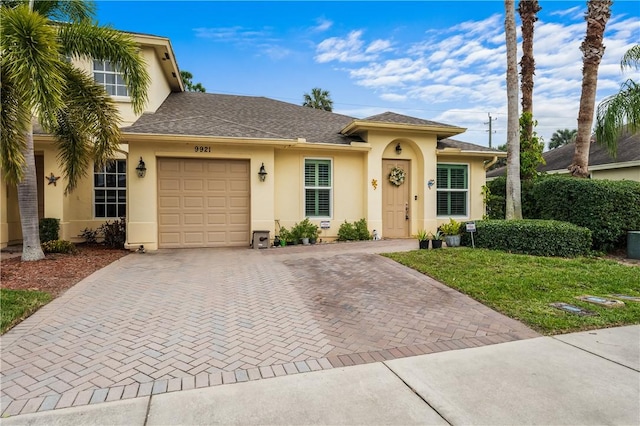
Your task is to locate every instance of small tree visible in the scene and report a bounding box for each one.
[302,88,333,111]
[549,129,577,149]
[180,70,206,92]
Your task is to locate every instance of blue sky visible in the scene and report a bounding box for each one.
[96,1,639,148]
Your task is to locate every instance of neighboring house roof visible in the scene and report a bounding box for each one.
[486,131,640,178]
[438,138,504,153]
[124,92,357,144]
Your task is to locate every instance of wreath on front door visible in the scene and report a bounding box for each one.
[389,166,406,186]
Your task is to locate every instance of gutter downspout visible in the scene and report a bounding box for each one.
[484,156,499,171]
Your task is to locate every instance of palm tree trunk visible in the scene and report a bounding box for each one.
[17,125,45,261]
[569,0,612,178]
[518,0,541,139]
[505,0,522,220]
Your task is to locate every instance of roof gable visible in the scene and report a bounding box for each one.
[363,111,458,128]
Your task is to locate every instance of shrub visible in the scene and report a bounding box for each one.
[484,176,540,219]
[98,217,126,248]
[290,218,319,240]
[460,219,592,257]
[39,218,60,243]
[439,218,463,235]
[338,219,371,241]
[41,239,77,254]
[278,226,291,243]
[78,228,99,244]
[531,176,640,251]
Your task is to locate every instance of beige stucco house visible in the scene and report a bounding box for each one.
[1,32,504,250]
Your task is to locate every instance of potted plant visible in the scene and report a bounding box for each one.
[278,227,291,246]
[416,229,429,249]
[440,218,462,247]
[431,230,444,249]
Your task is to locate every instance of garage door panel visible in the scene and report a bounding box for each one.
[184,161,205,173]
[159,196,180,208]
[229,197,248,208]
[184,197,204,208]
[158,158,250,248]
[184,179,205,191]
[208,180,227,191]
[183,214,204,225]
[207,197,227,208]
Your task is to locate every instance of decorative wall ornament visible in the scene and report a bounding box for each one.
[388,167,406,186]
[427,179,435,189]
[47,173,60,186]
[371,178,378,190]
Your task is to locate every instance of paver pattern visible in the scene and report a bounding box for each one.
[0,240,539,416]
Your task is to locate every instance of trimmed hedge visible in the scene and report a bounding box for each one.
[461,219,592,257]
[39,218,60,243]
[486,176,640,251]
[531,176,640,251]
[41,239,77,254]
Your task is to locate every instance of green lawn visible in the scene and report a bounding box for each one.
[384,248,640,335]
[1,289,51,334]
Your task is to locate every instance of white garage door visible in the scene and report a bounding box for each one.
[157,158,250,248]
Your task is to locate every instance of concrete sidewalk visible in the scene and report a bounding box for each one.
[3,325,638,425]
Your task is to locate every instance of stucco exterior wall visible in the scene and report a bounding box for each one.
[72,46,172,126]
[591,166,640,181]
[274,148,366,240]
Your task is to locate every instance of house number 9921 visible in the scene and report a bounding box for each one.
[194,146,211,153]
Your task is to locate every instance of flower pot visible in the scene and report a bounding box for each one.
[301,238,310,245]
[419,240,429,249]
[432,240,443,249]
[309,238,317,245]
[444,235,461,247]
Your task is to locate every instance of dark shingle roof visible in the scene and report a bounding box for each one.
[486,131,640,178]
[438,138,503,153]
[124,92,357,144]
[363,111,458,128]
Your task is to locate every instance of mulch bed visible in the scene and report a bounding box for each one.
[1,245,130,297]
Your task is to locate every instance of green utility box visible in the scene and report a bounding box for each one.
[628,231,640,260]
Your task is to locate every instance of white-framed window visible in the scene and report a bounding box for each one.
[304,159,332,217]
[94,159,126,218]
[437,163,468,217]
[93,60,128,97]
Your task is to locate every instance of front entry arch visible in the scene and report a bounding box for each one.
[382,159,410,238]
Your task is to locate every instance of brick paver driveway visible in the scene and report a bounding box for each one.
[1,240,538,416]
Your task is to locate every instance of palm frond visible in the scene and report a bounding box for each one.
[595,80,640,158]
[1,5,66,130]
[0,61,30,184]
[52,65,122,193]
[58,22,150,114]
[621,45,640,71]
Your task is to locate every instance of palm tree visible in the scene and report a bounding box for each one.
[302,88,333,112]
[594,44,640,157]
[504,0,522,219]
[180,70,206,93]
[569,0,612,177]
[518,0,541,137]
[549,129,577,149]
[1,0,149,260]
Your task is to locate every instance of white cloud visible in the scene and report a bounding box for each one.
[313,18,333,32]
[315,30,392,63]
[314,7,637,148]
